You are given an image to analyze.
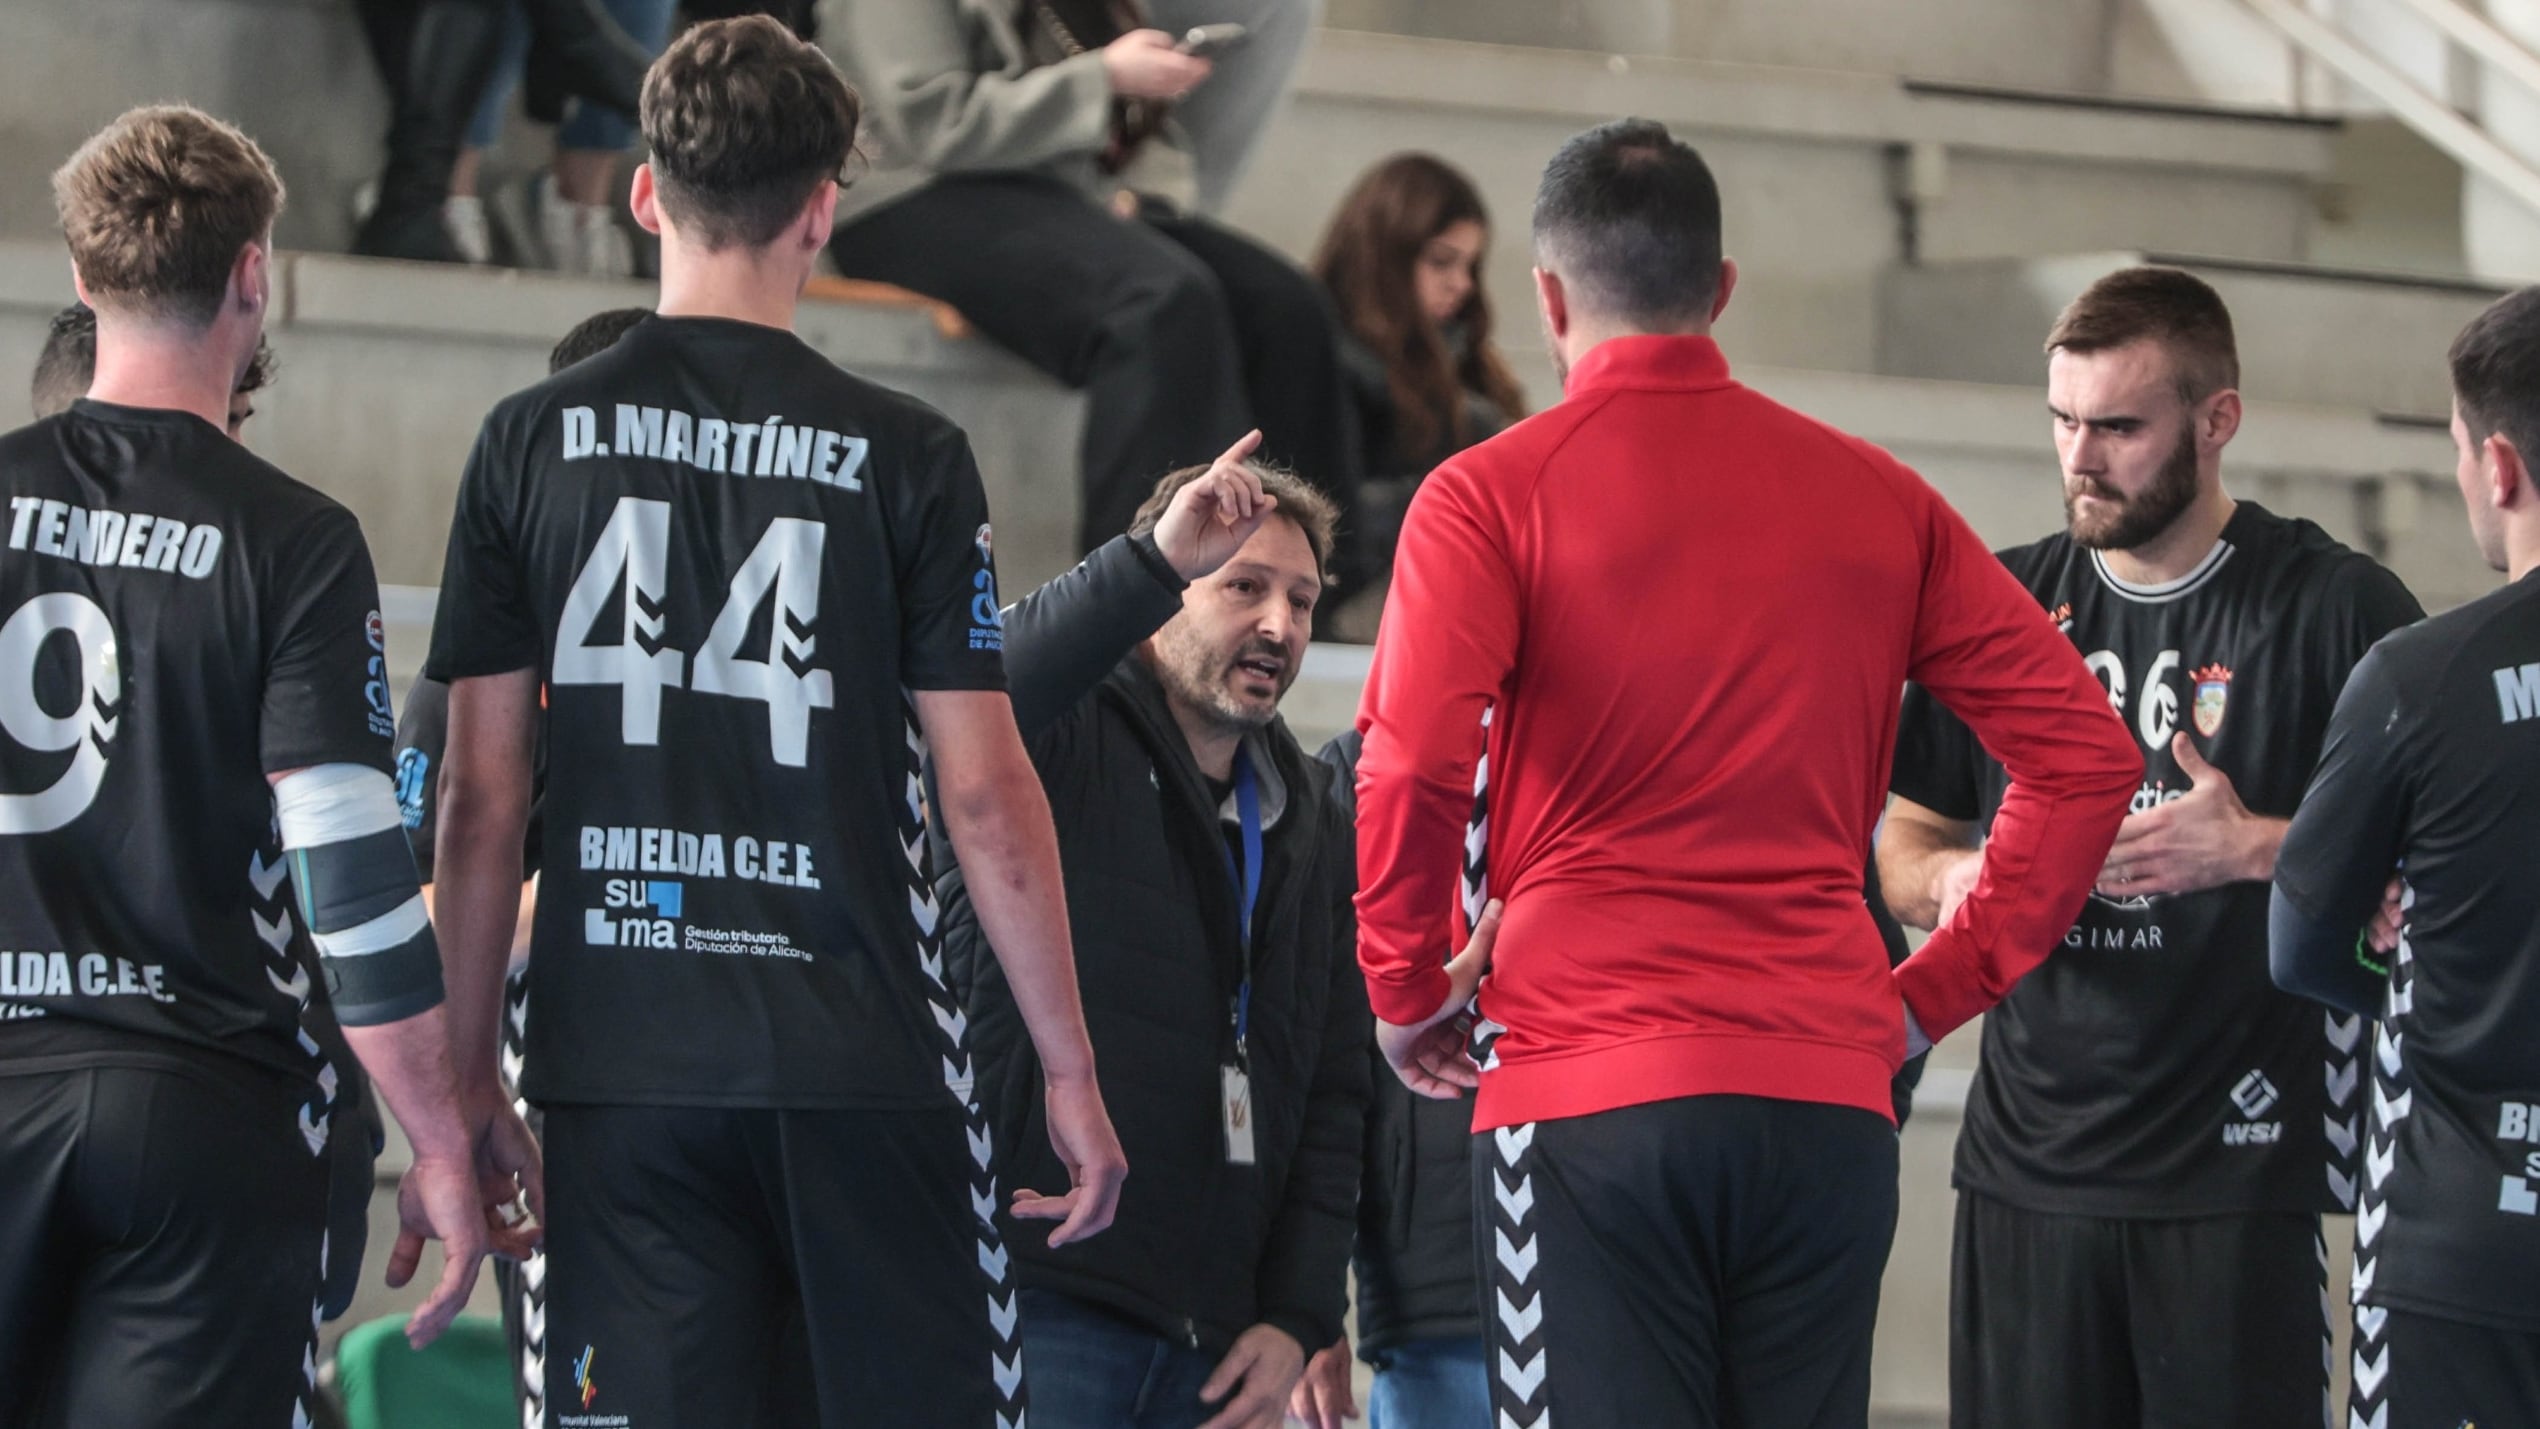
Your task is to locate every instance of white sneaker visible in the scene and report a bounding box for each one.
[575,204,635,280]
[538,180,579,272]
[443,196,493,266]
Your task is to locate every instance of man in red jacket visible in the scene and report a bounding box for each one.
[1353,119,2144,1428]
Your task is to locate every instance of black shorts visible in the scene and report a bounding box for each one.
[1949,1192,2326,1429]
[1474,1094,1899,1429]
[539,1100,1022,1429]
[0,1057,329,1428]
[2348,1301,2540,1429]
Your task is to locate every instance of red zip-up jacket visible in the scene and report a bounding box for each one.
[1355,336,2141,1131]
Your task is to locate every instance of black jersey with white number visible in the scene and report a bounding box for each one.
[1892,502,2421,1216]
[0,400,391,1085]
[2276,571,2540,1332]
[424,316,1006,1109]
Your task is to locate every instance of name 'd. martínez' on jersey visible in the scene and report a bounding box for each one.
[562,404,870,490]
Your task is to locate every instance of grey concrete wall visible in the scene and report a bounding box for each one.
[0,0,385,254]
[1879,251,2504,417]
[1327,0,2118,92]
[0,245,1088,598]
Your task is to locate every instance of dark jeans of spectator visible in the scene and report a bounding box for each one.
[1368,1334,1491,1429]
[1019,1288,1222,1429]
[828,175,1367,584]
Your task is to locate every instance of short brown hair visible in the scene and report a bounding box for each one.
[641,15,859,251]
[2045,265,2239,405]
[1130,463,1343,583]
[53,106,283,329]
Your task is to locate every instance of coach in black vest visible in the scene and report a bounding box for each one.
[941,435,1370,1429]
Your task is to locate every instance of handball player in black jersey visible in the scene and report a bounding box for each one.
[2274,286,2540,1429]
[0,106,534,1428]
[1881,267,2422,1428]
[422,20,1125,1427]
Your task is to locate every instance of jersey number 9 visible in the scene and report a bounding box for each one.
[0,592,120,834]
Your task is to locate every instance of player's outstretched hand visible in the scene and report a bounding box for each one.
[386,1152,497,1349]
[1196,1323,1305,1429]
[1153,430,1272,582]
[1376,900,1501,1099]
[2098,733,2269,899]
[1288,1335,1361,1429]
[1012,1073,1129,1247]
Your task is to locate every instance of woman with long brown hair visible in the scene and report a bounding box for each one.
[1314,153,1528,571]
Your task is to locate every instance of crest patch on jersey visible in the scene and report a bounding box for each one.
[2192,663,2232,737]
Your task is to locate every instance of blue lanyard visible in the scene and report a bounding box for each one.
[1222,748,1262,1060]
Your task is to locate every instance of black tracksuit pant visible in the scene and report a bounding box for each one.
[1475,1093,1899,1429]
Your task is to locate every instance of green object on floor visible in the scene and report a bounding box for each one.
[334,1314,514,1429]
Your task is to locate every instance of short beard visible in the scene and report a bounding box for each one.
[1148,621,1284,737]
[2067,425,2200,551]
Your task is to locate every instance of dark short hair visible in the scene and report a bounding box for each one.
[238,335,277,397]
[2045,266,2240,405]
[2449,285,2540,461]
[641,15,859,250]
[32,303,274,421]
[1129,462,1342,584]
[550,307,652,373]
[53,105,284,328]
[31,305,95,419]
[1531,119,1724,328]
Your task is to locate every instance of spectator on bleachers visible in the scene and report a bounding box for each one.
[444,0,678,274]
[352,0,652,263]
[1145,0,1320,216]
[1313,153,1525,583]
[820,0,1367,587]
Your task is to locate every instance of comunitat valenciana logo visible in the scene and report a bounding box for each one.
[574,1345,598,1409]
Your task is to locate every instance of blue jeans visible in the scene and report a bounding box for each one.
[465,0,677,152]
[1019,1289,1223,1429]
[1368,1336,1492,1429]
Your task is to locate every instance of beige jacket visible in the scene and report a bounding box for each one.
[818,0,1197,222]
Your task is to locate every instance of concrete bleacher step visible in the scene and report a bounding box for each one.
[1231,27,2337,380]
[0,241,1092,602]
[1879,250,2509,417]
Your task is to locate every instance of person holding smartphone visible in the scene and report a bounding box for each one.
[821,0,1368,595]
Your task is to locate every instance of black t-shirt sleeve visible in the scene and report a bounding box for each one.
[1890,681,1984,821]
[2275,640,2414,930]
[260,508,396,776]
[892,422,1007,692]
[424,417,542,682]
[392,677,451,880]
[2309,556,2424,705]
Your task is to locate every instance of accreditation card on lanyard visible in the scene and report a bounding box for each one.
[1221,748,1262,1166]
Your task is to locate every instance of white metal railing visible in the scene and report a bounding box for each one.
[2239,0,2540,216]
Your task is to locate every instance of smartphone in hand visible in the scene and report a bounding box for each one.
[1177,23,1249,58]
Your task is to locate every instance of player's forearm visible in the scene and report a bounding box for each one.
[2235,816,2292,885]
[342,1004,475,1161]
[2268,886,2386,1017]
[432,779,532,1109]
[940,757,1099,1085]
[1877,818,1973,932]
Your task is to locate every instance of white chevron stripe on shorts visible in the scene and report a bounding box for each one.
[904,696,1027,1429]
[1485,1120,1551,1429]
